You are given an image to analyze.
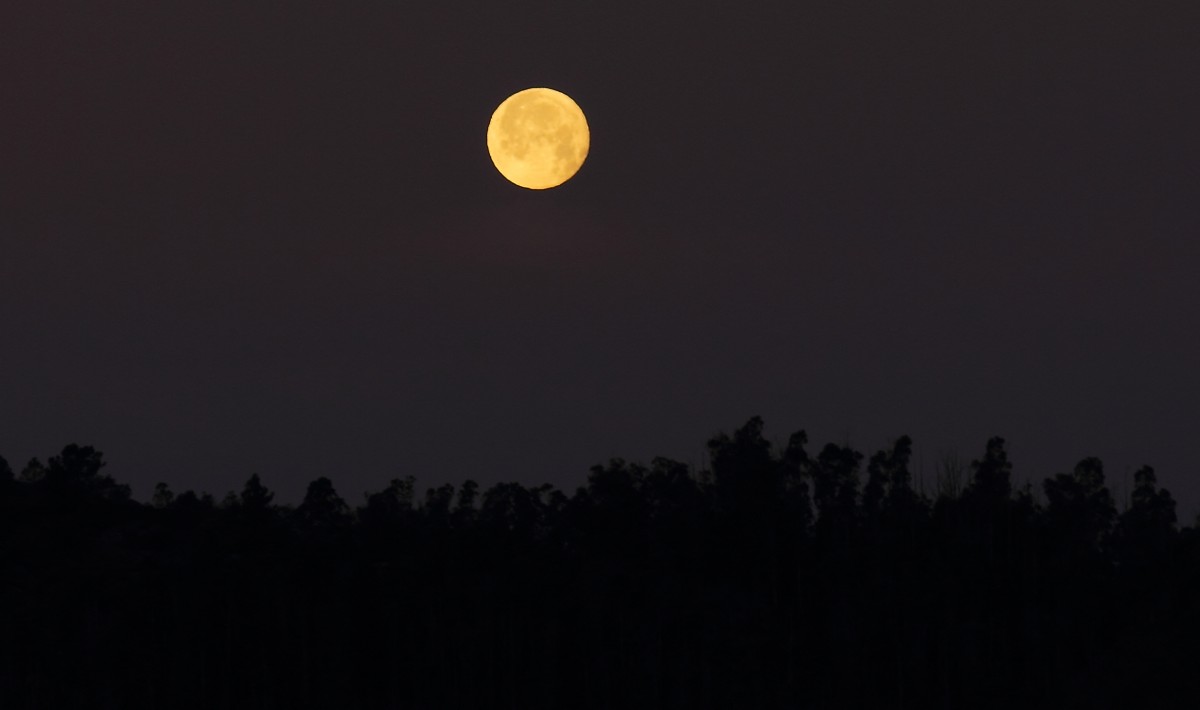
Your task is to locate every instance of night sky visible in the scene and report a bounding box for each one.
[2,1,1197,515]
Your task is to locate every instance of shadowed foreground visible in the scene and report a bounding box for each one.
[2,418,1198,709]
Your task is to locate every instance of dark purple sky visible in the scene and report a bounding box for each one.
[2,1,1197,516]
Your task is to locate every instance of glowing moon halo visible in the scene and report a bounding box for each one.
[487,88,589,190]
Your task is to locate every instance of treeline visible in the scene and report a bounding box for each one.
[1,417,1198,709]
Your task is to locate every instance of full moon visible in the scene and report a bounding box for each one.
[486,88,589,190]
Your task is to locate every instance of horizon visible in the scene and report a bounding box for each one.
[5,420,1195,524]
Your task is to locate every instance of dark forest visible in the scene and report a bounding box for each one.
[2,418,1198,709]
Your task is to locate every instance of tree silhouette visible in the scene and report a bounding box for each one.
[881,436,916,505]
[240,473,274,510]
[47,443,105,479]
[422,483,456,527]
[860,435,925,552]
[778,429,813,514]
[1,423,1198,710]
[448,479,480,531]
[359,475,416,535]
[296,476,349,528]
[18,457,46,483]
[964,436,1012,506]
[862,448,889,519]
[955,436,1017,565]
[480,481,544,539]
[1044,456,1118,554]
[1115,466,1177,564]
[152,481,174,508]
[707,416,778,517]
[812,442,862,539]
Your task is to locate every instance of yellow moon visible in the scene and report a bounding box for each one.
[486,88,589,190]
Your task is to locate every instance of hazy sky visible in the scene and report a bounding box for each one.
[2,1,1197,516]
